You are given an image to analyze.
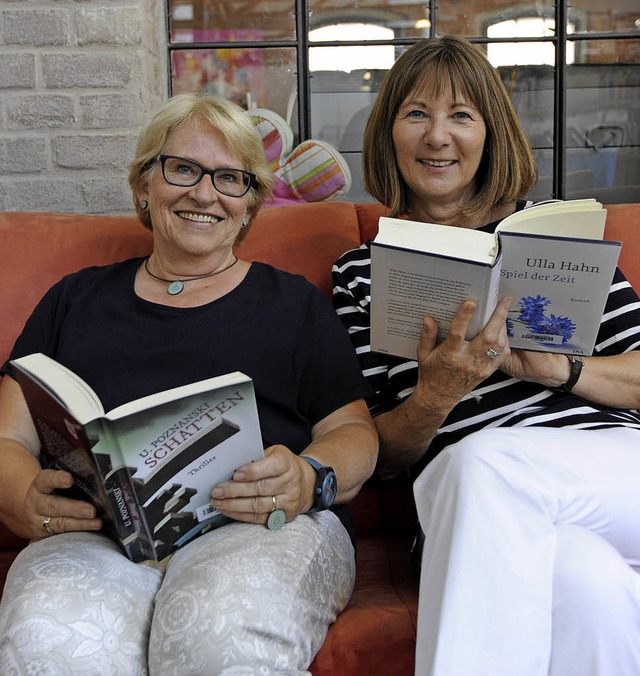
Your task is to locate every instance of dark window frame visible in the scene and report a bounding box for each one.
[165,0,640,200]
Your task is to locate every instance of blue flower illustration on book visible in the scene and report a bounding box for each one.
[507,295,576,344]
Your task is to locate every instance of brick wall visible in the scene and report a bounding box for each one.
[0,0,167,215]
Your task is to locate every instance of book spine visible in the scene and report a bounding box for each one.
[93,421,157,563]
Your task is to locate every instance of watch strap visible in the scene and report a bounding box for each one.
[560,355,584,392]
[300,455,336,511]
[300,455,323,472]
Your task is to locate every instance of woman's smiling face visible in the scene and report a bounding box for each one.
[392,84,487,213]
[139,118,250,259]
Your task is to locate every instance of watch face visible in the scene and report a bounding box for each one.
[322,472,337,508]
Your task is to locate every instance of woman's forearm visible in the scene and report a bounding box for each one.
[562,352,640,409]
[0,438,40,537]
[306,401,379,504]
[509,350,640,410]
[374,393,450,478]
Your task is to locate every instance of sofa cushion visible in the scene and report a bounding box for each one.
[603,203,640,291]
[238,201,364,299]
[0,212,153,368]
[309,535,418,675]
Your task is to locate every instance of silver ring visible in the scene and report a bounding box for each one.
[485,347,500,359]
[271,495,277,512]
[42,516,53,534]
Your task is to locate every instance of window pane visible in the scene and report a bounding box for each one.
[168,1,296,42]
[566,39,640,203]
[308,1,430,40]
[495,46,555,145]
[309,46,394,202]
[170,47,298,128]
[309,35,395,73]
[570,1,640,34]
[435,0,554,37]
[528,149,555,202]
[499,60,555,201]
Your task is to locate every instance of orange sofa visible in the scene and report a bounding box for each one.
[1,201,639,675]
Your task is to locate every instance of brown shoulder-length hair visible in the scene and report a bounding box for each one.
[128,94,273,243]
[363,35,536,219]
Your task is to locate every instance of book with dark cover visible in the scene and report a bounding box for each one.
[12,353,264,562]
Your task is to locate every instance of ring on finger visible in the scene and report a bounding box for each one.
[485,347,501,359]
[42,515,54,534]
[271,495,277,512]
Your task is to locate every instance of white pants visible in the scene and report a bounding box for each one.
[0,511,355,675]
[413,426,640,676]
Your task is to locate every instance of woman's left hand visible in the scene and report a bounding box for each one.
[500,348,570,388]
[210,400,377,527]
[501,348,640,409]
[210,445,310,526]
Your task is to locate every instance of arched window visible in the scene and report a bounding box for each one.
[309,24,394,72]
[487,17,575,66]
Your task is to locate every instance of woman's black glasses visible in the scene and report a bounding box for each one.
[157,155,256,198]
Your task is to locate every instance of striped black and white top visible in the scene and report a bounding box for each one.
[333,213,640,459]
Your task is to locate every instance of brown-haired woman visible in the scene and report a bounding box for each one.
[334,35,640,675]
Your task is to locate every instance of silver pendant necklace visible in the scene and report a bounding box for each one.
[143,256,239,295]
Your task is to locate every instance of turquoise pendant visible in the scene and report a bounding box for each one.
[167,280,184,295]
[267,509,286,530]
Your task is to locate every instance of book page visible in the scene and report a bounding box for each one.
[106,371,250,420]
[376,217,497,264]
[12,354,104,422]
[497,199,607,240]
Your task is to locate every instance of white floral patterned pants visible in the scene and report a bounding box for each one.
[414,426,640,676]
[0,511,355,675]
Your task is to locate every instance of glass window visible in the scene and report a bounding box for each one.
[168,1,296,42]
[570,0,640,34]
[565,39,640,203]
[171,46,298,130]
[488,19,575,65]
[309,43,396,203]
[309,24,395,71]
[436,0,554,37]
[309,0,430,40]
[166,1,639,204]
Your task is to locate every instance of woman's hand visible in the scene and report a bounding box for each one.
[374,296,513,477]
[210,400,378,527]
[25,469,102,540]
[502,348,640,410]
[412,296,513,411]
[500,348,571,388]
[0,377,102,540]
[210,445,313,526]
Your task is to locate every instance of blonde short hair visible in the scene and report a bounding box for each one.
[363,35,536,220]
[129,94,273,241]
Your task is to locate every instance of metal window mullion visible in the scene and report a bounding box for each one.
[553,0,568,199]
[296,0,311,141]
[430,0,437,37]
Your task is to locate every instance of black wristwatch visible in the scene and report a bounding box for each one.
[560,355,584,392]
[301,456,337,511]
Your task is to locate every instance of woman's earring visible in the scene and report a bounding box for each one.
[140,200,148,209]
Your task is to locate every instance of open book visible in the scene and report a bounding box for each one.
[371,199,622,360]
[12,354,264,562]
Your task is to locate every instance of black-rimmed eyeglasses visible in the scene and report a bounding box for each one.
[157,155,257,198]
